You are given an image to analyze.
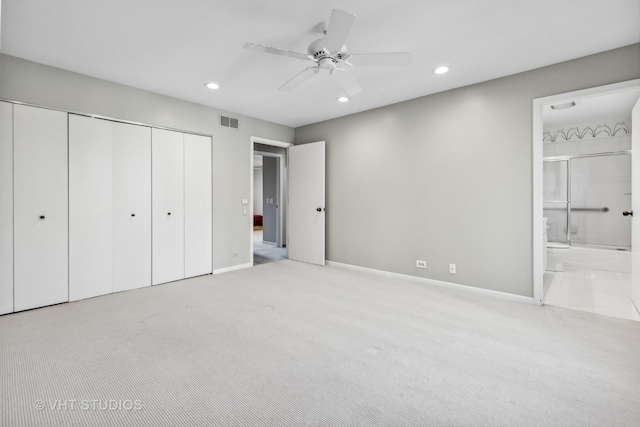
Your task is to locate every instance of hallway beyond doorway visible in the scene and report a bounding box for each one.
[253,230,286,266]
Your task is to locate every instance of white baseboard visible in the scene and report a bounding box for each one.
[213,263,251,275]
[326,261,534,304]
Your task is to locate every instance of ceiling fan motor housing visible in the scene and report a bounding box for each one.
[308,38,346,61]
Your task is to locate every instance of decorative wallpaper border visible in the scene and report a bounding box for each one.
[543,121,630,143]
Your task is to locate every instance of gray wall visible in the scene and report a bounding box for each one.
[262,157,277,243]
[0,54,295,270]
[295,44,640,297]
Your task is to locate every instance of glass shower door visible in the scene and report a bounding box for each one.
[543,160,569,243]
[570,153,631,248]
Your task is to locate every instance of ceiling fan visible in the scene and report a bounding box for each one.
[244,9,413,97]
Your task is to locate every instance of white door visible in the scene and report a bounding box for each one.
[184,134,212,277]
[14,105,68,311]
[152,128,185,285]
[113,122,152,292]
[288,141,326,265]
[631,96,640,311]
[0,102,13,315]
[69,115,114,301]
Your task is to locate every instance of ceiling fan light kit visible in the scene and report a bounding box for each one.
[244,9,413,98]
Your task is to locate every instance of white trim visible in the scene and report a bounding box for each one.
[326,261,534,304]
[532,79,640,306]
[251,136,293,148]
[254,150,285,247]
[213,263,251,275]
[250,147,253,267]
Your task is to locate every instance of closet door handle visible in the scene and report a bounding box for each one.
[131,213,136,217]
[623,211,633,217]
[167,212,172,216]
[39,215,45,219]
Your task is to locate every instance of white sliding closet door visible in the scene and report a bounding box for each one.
[184,134,212,277]
[152,129,185,285]
[113,122,151,292]
[0,102,13,315]
[69,115,114,301]
[14,105,68,312]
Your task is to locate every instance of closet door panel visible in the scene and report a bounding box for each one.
[0,102,13,314]
[152,128,185,285]
[113,122,152,292]
[68,115,114,301]
[13,105,68,312]
[184,134,213,277]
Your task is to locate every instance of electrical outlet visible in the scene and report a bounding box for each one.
[449,263,456,274]
[416,260,427,269]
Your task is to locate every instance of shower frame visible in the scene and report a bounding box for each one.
[543,149,631,246]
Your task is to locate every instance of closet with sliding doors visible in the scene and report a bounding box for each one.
[0,103,213,315]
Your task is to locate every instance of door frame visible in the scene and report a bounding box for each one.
[532,78,640,305]
[249,137,292,266]
[254,151,284,246]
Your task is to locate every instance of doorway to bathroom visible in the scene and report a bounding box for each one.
[533,80,640,320]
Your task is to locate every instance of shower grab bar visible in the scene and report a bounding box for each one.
[543,206,609,212]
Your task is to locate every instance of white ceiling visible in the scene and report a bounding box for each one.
[1,0,639,128]
[543,89,640,128]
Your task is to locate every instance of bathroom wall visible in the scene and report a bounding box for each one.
[544,117,631,143]
[544,118,631,157]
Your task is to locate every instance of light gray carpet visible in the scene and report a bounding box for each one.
[1,260,639,426]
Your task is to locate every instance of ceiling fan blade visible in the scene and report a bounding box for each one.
[323,9,356,53]
[279,66,319,92]
[347,52,414,67]
[332,68,362,96]
[244,43,310,61]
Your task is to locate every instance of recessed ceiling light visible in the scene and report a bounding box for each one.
[205,82,220,90]
[337,96,350,103]
[550,101,576,110]
[433,66,449,75]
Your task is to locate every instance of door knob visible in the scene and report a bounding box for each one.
[39,215,45,219]
[131,213,136,217]
[316,207,322,212]
[623,211,633,217]
[168,212,171,216]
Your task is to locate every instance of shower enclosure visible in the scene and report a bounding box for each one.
[543,151,632,249]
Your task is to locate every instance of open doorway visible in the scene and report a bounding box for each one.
[533,80,640,321]
[250,137,292,266]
